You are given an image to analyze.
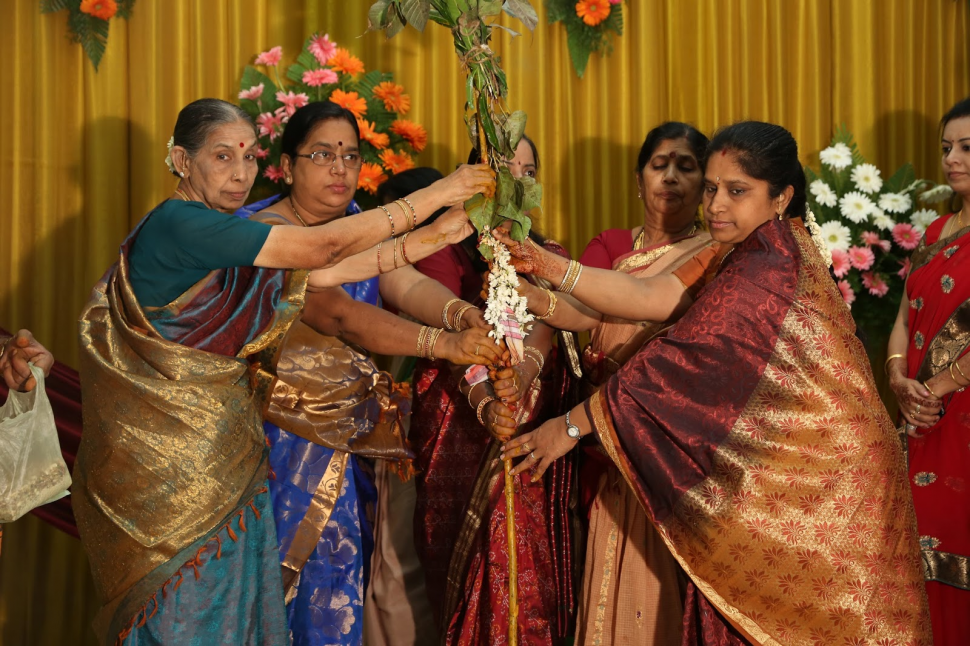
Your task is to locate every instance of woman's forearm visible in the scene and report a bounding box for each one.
[524,283,601,332]
[886,287,911,379]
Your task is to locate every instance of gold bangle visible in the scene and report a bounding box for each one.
[564,263,584,294]
[476,396,496,426]
[380,204,396,237]
[442,298,462,330]
[394,199,414,232]
[523,346,545,373]
[392,235,400,269]
[402,197,417,231]
[416,325,430,357]
[401,232,412,265]
[533,289,558,320]
[466,380,486,408]
[949,362,966,387]
[557,260,577,292]
[558,260,584,294]
[453,304,475,331]
[923,380,940,399]
[377,241,385,274]
[428,328,444,361]
[955,359,970,385]
[884,353,905,375]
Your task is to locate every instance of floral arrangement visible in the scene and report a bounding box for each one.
[40,0,135,70]
[806,126,946,338]
[546,0,624,78]
[236,34,427,202]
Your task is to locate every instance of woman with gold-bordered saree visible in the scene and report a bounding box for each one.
[892,211,970,643]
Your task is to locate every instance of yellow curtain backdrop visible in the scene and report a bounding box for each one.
[1,1,968,643]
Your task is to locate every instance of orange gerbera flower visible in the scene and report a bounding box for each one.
[329,48,366,76]
[389,120,428,153]
[330,89,368,120]
[358,162,388,195]
[80,0,118,20]
[357,119,390,150]
[575,0,611,26]
[379,149,416,175]
[373,82,411,115]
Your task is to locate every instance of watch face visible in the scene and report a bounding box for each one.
[567,424,581,439]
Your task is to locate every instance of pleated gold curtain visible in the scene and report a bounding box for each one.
[1,1,968,643]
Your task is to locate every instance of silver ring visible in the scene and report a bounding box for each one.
[905,423,916,432]
[530,451,537,461]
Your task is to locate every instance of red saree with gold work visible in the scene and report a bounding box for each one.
[904,213,970,644]
[587,219,931,644]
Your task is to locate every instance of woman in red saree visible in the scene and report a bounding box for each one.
[500,121,931,644]
[411,136,579,645]
[887,96,970,644]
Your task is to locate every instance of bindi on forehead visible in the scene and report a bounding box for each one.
[669,151,678,159]
[240,142,245,148]
[338,141,343,146]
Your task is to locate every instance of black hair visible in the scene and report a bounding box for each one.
[941,97,970,131]
[707,121,807,217]
[636,122,709,173]
[377,167,444,205]
[170,98,254,176]
[280,101,360,160]
[467,133,540,172]
[376,167,448,225]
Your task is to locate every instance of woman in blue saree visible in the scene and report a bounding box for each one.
[249,102,502,646]
[73,98,493,645]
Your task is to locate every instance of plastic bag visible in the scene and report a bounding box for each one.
[0,363,71,523]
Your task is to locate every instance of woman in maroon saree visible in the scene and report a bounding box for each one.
[500,121,931,644]
[887,96,970,644]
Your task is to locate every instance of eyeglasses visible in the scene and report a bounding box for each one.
[294,150,362,169]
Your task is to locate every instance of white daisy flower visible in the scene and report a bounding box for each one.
[871,208,896,231]
[850,163,883,194]
[839,191,876,224]
[819,143,853,170]
[809,180,838,208]
[818,221,852,252]
[920,183,954,204]
[910,208,938,234]
[877,192,912,214]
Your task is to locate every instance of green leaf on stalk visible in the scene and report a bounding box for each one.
[479,0,504,16]
[504,110,527,152]
[518,176,542,213]
[464,111,480,147]
[399,0,432,31]
[494,167,516,211]
[492,24,521,38]
[502,0,538,31]
[368,0,393,30]
[478,93,501,151]
[564,20,592,78]
[387,5,407,38]
[465,193,495,233]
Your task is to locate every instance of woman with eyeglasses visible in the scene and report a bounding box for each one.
[249,101,505,646]
[73,98,493,645]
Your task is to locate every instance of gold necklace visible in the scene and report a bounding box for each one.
[949,209,966,237]
[174,188,191,202]
[289,197,309,227]
[634,223,696,250]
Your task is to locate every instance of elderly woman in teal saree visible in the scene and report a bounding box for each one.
[73,98,493,645]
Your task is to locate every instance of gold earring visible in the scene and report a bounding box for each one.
[285,176,292,184]
[637,191,642,199]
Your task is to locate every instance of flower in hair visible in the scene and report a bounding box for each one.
[164,136,176,174]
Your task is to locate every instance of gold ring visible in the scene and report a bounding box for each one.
[475,345,481,356]
[915,404,922,415]
[522,443,530,452]
[530,451,537,461]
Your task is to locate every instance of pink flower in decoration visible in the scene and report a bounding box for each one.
[254,144,270,160]
[861,272,889,297]
[303,68,338,87]
[892,223,921,250]
[860,231,881,246]
[263,165,285,182]
[238,83,264,101]
[837,280,856,306]
[847,245,875,271]
[254,46,283,66]
[274,106,291,125]
[308,33,337,66]
[898,257,912,279]
[830,249,851,278]
[256,111,283,141]
[276,91,309,117]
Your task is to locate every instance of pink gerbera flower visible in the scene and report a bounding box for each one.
[898,257,912,279]
[830,249,851,278]
[308,33,337,66]
[238,83,264,101]
[254,144,270,160]
[892,223,921,250]
[847,245,875,271]
[837,280,856,306]
[263,165,285,182]
[254,46,283,67]
[859,231,891,252]
[303,68,338,87]
[862,272,889,297]
[256,111,284,141]
[276,91,309,117]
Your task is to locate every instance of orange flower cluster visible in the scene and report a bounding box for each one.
[358,162,388,195]
[80,0,118,20]
[389,120,427,153]
[330,89,368,120]
[575,0,610,26]
[329,48,365,76]
[379,149,416,175]
[373,82,411,115]
[358,120,390,150]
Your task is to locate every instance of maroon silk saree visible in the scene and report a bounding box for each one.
[587,219,931,644]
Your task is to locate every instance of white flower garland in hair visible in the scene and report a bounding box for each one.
[803,203,832,267]
[478,229,535,344]
[164,136,176,174]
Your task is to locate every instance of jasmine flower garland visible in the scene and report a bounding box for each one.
[479,229,535,345]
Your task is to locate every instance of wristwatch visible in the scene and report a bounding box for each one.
[565,410,581,440]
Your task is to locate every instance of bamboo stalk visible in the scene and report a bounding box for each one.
[503,456,519,645]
